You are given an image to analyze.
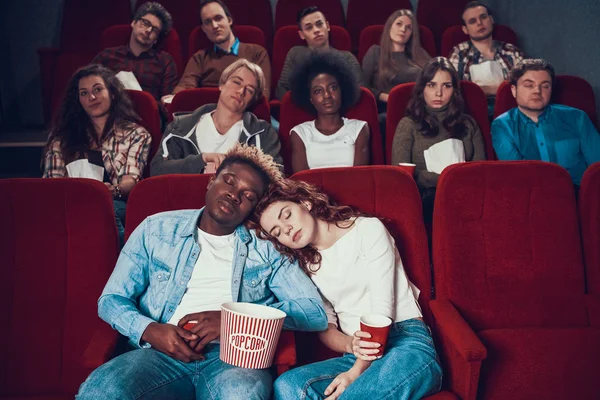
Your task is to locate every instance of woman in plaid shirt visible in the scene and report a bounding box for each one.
[42,64,151,246]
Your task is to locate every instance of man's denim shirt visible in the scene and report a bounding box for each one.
[99,209,328,347]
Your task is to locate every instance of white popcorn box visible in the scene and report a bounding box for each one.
[220,302,286,369]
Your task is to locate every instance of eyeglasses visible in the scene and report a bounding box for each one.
[138,18,161,36]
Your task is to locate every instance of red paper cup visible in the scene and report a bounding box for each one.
[220,302,286,369]
[397,163,416,176]
[360,314,392,356]
[182,321,197,331]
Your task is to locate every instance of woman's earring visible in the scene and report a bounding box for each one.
[303,201,312,210]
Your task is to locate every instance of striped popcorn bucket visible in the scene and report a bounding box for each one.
[220,302,286,369]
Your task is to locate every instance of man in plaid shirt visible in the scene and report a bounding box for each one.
[92,2,178,105]
[448,1,524,114]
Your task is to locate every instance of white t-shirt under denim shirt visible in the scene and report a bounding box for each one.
[292,118,367,169]
[310,217,422,336]
[168,228,235,326]
[194,111,244,154]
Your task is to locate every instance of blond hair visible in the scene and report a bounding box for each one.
[219,59,266,105]
[216,143,283,185]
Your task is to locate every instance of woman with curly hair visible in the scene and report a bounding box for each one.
[42,64,151,245]
[289,52,370,174]
[251,179,442,400]
[391,57,485,222]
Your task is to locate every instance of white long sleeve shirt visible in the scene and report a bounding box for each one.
[311,217,422,336]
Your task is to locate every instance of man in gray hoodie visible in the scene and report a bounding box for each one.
[151,59,282,176]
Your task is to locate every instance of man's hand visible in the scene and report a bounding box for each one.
[141,322,203,363]
[324,368,362,399]
[379,92,389,103]
[201,153,226,171]
[161,94,175,104]
[178,311,222,353]
[104,182,116,197]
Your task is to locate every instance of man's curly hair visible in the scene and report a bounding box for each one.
[215,144,284,189]
[289,51,361,116]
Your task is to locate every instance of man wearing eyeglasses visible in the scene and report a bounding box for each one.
[92,2,178,107]
[162,0,271,104]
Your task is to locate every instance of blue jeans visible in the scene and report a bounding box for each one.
[113,199,126,248]
[274,319,442,400]
[76,344,272,400]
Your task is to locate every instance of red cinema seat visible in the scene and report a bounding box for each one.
[38,0,132,123]
[580,163,600,299]
[493,75,599,127]
[432,161,600,400]
[386,81,491,163]
[358,24,437,64]
[0,179,120,399]
[225,0,274,54]
[100,25,183,78]
[279,87,384,175]
[290,166,457,399]
[188,25,267,61]
[440,24,518,58]
[125,90,162,177]
[124,175,296,375]
[168,88,271,122]
[346,0,412,52]
[417,0,468,54]
[275,0,345,32]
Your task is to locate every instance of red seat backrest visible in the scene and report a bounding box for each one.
[346,0,412,52]
[493,75,599,127]
[0,179,119,396]
[440,24,518,58]
[60,0,131,52]
[416,0,468,53]
[188,25,266,60]
[100,25,183,77]
[49,52,97,121]
[358,24,437,64]
[271,25,352,99]
[275,0,345,31]
[434,161,587,330]
[579,162,600,296]
[279,88,385,174]
[292,166,432,321]
[169,88,271,122]
[125,90,162,177]
[225,0,274,53]
[386,81,492,163]
[125,174,212,239]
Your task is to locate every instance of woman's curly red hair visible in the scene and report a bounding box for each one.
[248,179,361,275]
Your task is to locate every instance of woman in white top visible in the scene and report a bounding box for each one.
[251,179,442,400]
[289,52,370,173]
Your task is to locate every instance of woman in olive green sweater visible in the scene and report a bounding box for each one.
[391,57,486,221]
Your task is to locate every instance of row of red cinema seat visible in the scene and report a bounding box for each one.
[50,0,481,56]
[2,161,599,399]
[127,74,598,177]
[39,20,519,124]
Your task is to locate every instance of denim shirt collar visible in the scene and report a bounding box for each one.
[178,207,252,243]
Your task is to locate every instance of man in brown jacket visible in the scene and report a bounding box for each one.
[162,0,271,104]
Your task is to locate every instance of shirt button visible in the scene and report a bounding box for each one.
[234,280,239,284]
[180,281,185,285]
[240,253,246,257]
[157,274,162,279]
[540,143,544,146]
[251,280,256,285]
[169,307,174,312]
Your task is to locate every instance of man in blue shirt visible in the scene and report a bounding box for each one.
[77,145,328,399]
[492,59,600,185]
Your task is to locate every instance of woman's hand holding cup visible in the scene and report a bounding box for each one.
[351,330,382,361]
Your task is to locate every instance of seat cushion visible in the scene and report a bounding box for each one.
[478,327,600,400]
